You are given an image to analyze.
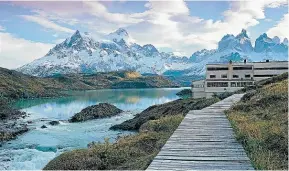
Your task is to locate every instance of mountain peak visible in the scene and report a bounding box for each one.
[283,38,288,45]
[106,28,131,44]
[236,29,249,39]
[70,30,82,39]
[273,36,280,44]
[114,28,128,36]
[218,29,253,53]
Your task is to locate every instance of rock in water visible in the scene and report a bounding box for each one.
[69,103,123,122]
[48,121,60,126]
[41,125,47,129]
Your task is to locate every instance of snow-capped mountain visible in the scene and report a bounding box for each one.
[218,29,253,53]
[18,28,190,77]
[185,30,288,77]
[18,29,288,82]
[254,33,288,54]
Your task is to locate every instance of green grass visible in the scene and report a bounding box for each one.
[226,78,288,170]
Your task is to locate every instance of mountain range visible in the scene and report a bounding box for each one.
[17,28,288,85]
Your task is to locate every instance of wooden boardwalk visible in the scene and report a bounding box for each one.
[147,94,254,170]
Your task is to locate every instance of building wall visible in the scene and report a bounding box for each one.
[253,61,288,81]
[192,80,205,98]
[192,61,288,98]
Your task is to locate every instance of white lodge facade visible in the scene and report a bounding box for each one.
[192,60,288,98]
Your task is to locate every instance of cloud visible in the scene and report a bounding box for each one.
[8,0,289,57]
[126,0,288,55]
[267,13,289,40]
[82,1,144,25]
[20,14,74,33]
[0,32,54,69]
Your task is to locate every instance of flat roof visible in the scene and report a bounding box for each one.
[192,79,205,83]
[207,61,288,66]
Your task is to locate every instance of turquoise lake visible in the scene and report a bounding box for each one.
[0,88,185,170]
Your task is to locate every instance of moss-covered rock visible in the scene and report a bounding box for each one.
[69,103,123,122]
[176,89,192,98]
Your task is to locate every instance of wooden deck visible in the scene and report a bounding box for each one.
[147,94,254,170]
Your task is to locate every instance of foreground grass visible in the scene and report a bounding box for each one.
[226,78,288,170]
[44,115,184,170]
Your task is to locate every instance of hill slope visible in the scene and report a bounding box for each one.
[226,73,288,170]
[0,68,178,99]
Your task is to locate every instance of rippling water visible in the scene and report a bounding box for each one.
[0,88,184,170]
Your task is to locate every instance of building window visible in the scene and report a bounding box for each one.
[207,82,228,87]
[231,82,253,87]
[254,74,277,77]
[192,84,204,88]
[233,75,239,78]
[254,67,288,70]
[207,67,228,71]
[221,74,227,78]
[245,74,251,78]
[233,66,253,70]
[210,75,216,78]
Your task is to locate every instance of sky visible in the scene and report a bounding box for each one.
[0,0,288,69]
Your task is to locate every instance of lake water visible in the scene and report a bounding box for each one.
[0,88,184,170]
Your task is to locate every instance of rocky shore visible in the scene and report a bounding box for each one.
[0,98,29,143]
[69,103,123,122]
[44,96,221,170]
[110,97,219,130]
[176,89,192,98]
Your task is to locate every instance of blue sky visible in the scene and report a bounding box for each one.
[0,0,288,69]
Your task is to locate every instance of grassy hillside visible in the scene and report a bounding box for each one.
[0,68,178,100]
[226,73,288,170]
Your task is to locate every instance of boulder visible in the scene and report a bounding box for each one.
[69,103,123,122]
[48,121,60,126]
[41,125,47,129]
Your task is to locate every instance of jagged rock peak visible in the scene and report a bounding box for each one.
[282,38,288,45]
[273,36,280,44]
[236,29,249,39]
[72,30,81,36]
[106,28,131,44]
[114,28,129,36]
[143,44,158,52]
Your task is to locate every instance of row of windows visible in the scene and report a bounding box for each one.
[207,82,228,87]
[254,67,288,70]
[209,74,252,78]
[207,66,287,71]
[192,84,204,88]
[231,82,253,87]
[207,81,254,87]
[207,67,228,71]
[207,66,253,71]
[254,74,277,77]
[233,66,253,70]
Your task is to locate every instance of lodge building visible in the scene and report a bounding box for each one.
[192,60,288,98]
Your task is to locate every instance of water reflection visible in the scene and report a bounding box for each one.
[14,88,183,120]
